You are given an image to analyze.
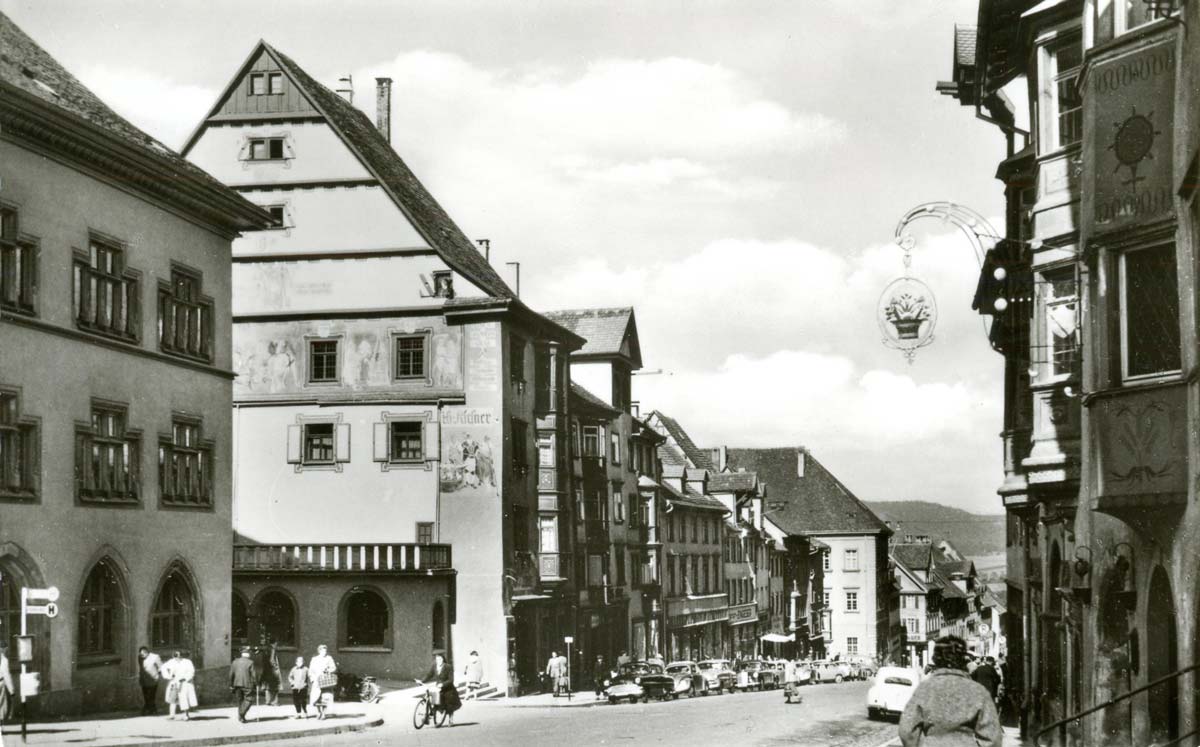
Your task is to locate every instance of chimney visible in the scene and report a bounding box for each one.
[336,74,354,103]
[375,77,392,142]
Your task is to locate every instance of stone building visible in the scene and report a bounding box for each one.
[939,1,1199,742]
[0,13,270,715]
[182,40,582,692]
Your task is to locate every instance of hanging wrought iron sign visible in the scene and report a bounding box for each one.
[877,234,937,364]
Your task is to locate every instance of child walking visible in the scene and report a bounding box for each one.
[288,656,309,719]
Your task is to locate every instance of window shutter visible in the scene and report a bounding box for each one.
[373,422,389,462]
[423,420,438,462]
[286,425,302,464]
[335,422,351,463]
[237,138,251,161]
[283,137,296,160]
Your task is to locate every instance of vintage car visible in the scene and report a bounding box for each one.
[846,655,879,680]
[794,661,814,685]
[664,661,706,698]
[735,659,779,690]
[697,659,736,693]
[810,659,853,684]
[866,666,921,719]
[604,661,674,703]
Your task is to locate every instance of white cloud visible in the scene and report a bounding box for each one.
[75,66,216,150]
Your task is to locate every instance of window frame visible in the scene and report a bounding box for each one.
[307,337,341,385]
[844,548,859,572]
[157,265,213,363]
[76,400,141,507]
[78,560,121,662]
[302,422,336,466]
[1118,243,1182,384]
[339,586,392,651]
[268,72,284,95]
[1036,26,1083,157]
[256,588,298,649]
[847,636,859,655]
[392,331,430,382]
[73,236,141,343]
[150,568,196,655]
[0,386,40,503]
[158,414,214,510]
[388,420,424,464]
[0,204,38,316]
[247,136,287,161]
[845,590,859,613]
[1042,267,1079,382]
[610,432,621,465]
[416,522,435,545]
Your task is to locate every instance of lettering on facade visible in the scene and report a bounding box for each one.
[1090,40,1175,233]
[466,323,499,393]
[440,407,500,498]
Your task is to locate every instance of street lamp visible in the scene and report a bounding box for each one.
[878,202,1001,363]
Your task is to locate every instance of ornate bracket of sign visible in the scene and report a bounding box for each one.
[879,202,999,364]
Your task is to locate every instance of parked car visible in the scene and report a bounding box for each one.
[735,660,779,690]
[664,661,705,698]
[604,661,674,703]
[811,659,852,684]
[866,666,921,719]
[794,661,814,685]
[697,659,736,693]
[846,655,879,680]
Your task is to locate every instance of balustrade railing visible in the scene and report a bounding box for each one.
[233,543,451,573]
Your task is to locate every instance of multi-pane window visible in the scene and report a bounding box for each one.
[308,339,339,383]
[74,239,139,340]
[844,549,859,571]
[511,418,529,471]
[1120,245,1181,381]
[0,206,36,314]
[78,561,119,656]
[77,404,139,504]
[847,637,859,655]
[0,390,37,501]
[303,423,335,465]
[610,433,621,465]
[846,591,859,612]
[248,137,286,161]
[823,591,830,609]
[582,426,600,457]
[1048,34,1082,150]
[389,421,422,462]
[158,270,212,361]
[159,419,212,507]
[249,72,267,95]
[416,522,434,545]
[613,484,624,523]
[150,570,195,651]
[1045,272,1079,378]
[394,335,426,379]
[823,551,831,572]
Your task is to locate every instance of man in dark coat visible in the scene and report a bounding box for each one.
[229,647,257,723]
[899,635,1002,746]
[971,656,1002,700]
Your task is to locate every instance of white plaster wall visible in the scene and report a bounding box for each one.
[187,121,372,185]
[233,186,427,254]
[819,534,879,658]
[571,362,613,405]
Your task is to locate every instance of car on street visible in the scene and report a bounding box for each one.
[604,661,674,703]
[735,660,779,690]
[866,666,921,719]
[795,661,813,685]
[697,659,736,693]
[664,661,705,698]
[846,655,878,680]
[810,659,852,684]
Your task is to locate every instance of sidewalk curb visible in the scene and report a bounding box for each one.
[108,716,384,747]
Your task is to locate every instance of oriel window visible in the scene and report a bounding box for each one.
[1045,272,1078,378]
[1120,245,1181,381]
[1048,34,1083,150]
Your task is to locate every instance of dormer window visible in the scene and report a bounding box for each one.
[432,270,454,299]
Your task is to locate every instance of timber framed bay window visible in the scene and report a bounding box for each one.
[1038,29,1082,154]
[372,411,434,470]
[287,415,350,471]
[74,237,140,341]
[76,401,140,505]
[0,205,37,315]
[158,267,213,362]
[1118,244,1181,382]
[159,417,213,508]
[0,387,39,502]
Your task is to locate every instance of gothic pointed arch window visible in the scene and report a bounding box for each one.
[78,559,124,660]
[151,566,196,655]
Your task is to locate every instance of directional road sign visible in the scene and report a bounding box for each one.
[25,602,58,618]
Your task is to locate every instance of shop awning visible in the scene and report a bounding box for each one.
[760,633,794,643]
[511,594,552,602]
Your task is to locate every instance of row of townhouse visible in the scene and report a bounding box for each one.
[939,0,1199,743]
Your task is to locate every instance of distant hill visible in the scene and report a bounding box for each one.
[865,500,1005,558]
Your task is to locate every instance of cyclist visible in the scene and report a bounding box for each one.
[420,653,461,726]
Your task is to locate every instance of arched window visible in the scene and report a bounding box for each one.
[342,587,389,648]
[258,590,297,647]
[432,601,445,652]
[79,560,122,657]
[151,567,195,653]
[231,593,249,646]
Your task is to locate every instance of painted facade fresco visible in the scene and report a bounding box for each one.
[232,317,463,397]
[440,407,501,499]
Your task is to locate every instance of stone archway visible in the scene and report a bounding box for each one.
[1146,566,1178,744]
[0,543,49,687]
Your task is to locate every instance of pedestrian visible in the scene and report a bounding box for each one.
[287,656,309,719]
[592,655,607,699]
[617,650,630,667]
[161,650,198,721]
[307,644,337,720]
[545,651,562,696]
[422,652,460,727]
[229,646,256,723]
[137,646,163,716]
[898,635,1002,747]
[463,650,483,697]
[0,642,14,724]
[257,641,282,707]
[971,656,1002,701]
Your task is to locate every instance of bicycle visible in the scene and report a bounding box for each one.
[412,681,449,729]
[359,675,381,704]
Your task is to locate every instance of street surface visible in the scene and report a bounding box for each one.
[285,681,893,747]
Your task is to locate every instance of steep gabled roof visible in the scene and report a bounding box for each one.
[708,471,758,493]
[570,382,619,417]
[542,307,642,367]
[183,40,515,299]
[725,447,889,537]
[891,543,933,573]
[647,411,713,470]
[0,13,269,233]
[892,554,929,594]
[660,479,727,513]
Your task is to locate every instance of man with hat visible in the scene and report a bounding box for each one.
[229,646,257,723]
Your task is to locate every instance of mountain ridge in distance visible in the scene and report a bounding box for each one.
[866,500,1005,557]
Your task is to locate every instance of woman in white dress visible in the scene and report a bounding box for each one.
[161,651,198,720]
[307,644,337,720]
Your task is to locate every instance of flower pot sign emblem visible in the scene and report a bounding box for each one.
[877,277,937,362]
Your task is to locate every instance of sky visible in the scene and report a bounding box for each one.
[5,0,1012,514]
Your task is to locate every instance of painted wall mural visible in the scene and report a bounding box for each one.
[232,318,464,397]
[440,407,500,499]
